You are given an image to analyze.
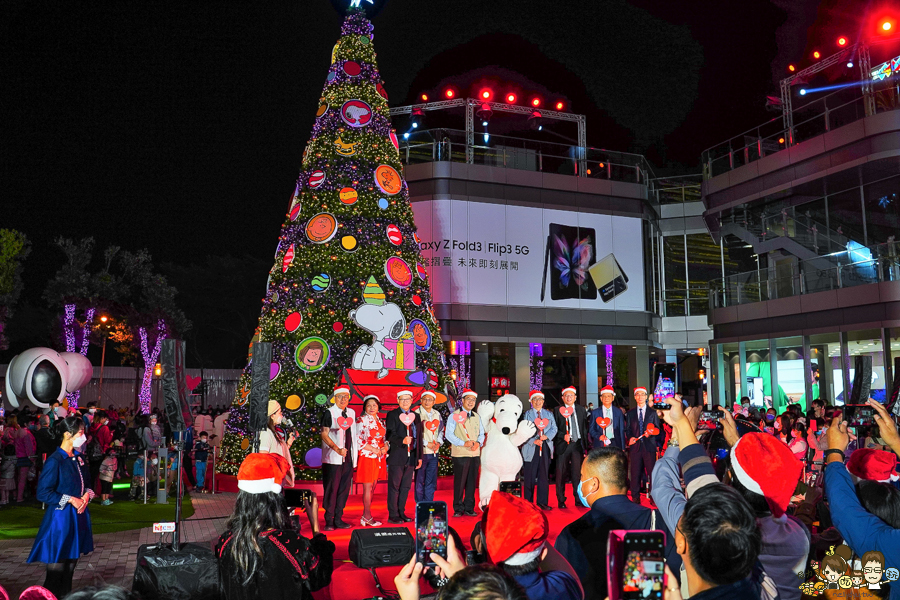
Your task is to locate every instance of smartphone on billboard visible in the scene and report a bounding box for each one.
[499,480,523,497]
[416,501,448,566]
[589,253,629,303]
[543,224,598,301]
[607,530,667,600]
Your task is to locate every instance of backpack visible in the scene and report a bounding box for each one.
[87,436,105,460]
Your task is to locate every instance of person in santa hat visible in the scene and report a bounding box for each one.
[552,386,589,508]
[216,453,334,600]
[258,400,296,488]
[414,390,443,503]
[385,390,423,524]
[319,384,358,531]
[521,390,558,510]
[588,386,625,450]
[445,389,484,517]
[481,491,581,600]
[624,386,663,504]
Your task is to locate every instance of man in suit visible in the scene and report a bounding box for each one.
[553,386,589,508]
[625,386,663,504]
[588,386,626,450]
[521,389,558,510]
[385,390,423,524]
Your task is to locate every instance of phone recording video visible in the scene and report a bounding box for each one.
[842,404,876,428]
[607,530,667,600]
[415,501,448,566]
[697,409,721,431]
[499,480,523,498]
[282,487,314,509]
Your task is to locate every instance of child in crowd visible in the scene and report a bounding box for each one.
[194,431,210,493]
[98,440,122,505]
[166,443,181,495]
[130,451,159,501]
[0,443,16,505]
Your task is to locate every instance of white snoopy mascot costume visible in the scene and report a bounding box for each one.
[477,394,536,507]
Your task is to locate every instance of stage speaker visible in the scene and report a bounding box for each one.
[132,542,219,600]
[349,527,414,568]
[161,339,192,433]
[249,342,272,433]
[849,355,872,404]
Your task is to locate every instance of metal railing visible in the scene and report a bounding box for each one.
[701,80,897,179]
[652,174,703,205]
[657,286,711,317]
[710,241,900,308]
[399,128,657,189]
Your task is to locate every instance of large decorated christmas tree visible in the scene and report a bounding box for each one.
[219,5,454,480]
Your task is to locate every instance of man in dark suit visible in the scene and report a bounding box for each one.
[385,390,423,524]
[624,386,663,504]
[553,386,589,508]
[588,386,626,450]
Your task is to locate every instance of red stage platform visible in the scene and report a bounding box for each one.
[299,478,593,600]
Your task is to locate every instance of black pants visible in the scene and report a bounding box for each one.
[182,454,196,486]
[388,463,415,519]
[629,448,656,503]
[322,460,353,525]
[523,447,551,505]
[451,456,479,513]
[555,441,584,506]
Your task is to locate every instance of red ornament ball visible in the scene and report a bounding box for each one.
[285,312,303,332]
[343,61,361,76]
[333,322,344,333]
[412,295,422,306]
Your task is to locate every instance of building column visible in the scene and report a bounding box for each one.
[513,343,531,398]
[840,332,851,404]
[738,341,748,399]
[712,343,726,406]
[802,336,813,410]
[629,346,650,394]
[768,339,779,409]
[882,327,894,399]
[580,345,598,408]
[474,348,489,399]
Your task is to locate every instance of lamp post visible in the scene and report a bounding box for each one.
[97,316,110,403]
[154,362,162,412]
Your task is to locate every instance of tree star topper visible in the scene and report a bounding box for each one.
[350,0,373,6]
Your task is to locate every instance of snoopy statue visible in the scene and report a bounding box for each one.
[476,393,536,507]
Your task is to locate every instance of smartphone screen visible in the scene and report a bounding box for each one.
[548,223,598,301]
[621,532,666,600]
[697,410,720,431]
[499,481,523,497]
[843,404,875,428]
[416,501,448,566]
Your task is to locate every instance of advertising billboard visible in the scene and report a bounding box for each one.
[411,199,645,311]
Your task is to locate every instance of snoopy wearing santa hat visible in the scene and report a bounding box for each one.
[477,394,536,507]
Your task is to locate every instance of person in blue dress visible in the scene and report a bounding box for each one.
[27,416,95,597]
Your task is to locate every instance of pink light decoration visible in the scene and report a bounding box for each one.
[138,319,166,414]
[63,304,96,409]
[605,344,614,387]
[529,343,544,390]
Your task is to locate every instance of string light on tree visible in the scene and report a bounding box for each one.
[138,320,167,413]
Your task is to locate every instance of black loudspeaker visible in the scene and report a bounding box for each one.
[132,543,219,600]
[249,342,272,433]
[161,339,192,433]
[349,527,415,568]
[886,357,900,416]
[849,355,873,404]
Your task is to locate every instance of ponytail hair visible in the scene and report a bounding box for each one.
[53,416,85,446]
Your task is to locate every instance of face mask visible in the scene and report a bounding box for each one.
[73,434,87,448]
[89,409,96,414]
[766,414,775,421]
[577,477,594,507]
[200,438,208,443]
[151,458,158,465]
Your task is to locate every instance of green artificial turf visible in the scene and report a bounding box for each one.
[0,494,194,540]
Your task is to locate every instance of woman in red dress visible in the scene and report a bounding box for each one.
[356,395,387,526]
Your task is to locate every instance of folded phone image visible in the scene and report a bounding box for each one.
[589,253,628,303]
[543,223,598,301]
[607,530,666,600]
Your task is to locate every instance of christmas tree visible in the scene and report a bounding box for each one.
[219,6,454,480]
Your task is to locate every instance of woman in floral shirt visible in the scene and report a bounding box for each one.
[356,395,387,527]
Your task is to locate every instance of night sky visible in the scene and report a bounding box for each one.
[1,0,866,364]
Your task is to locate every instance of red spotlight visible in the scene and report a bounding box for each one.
[837,36,848,46]
[531,97,542,108]
[480,88,493,101]
[788,64,796,72]
[882,19,893,32]
[813,50,821,59]
[506,93,517,104]
[444,88,456,99]
[555,100,565,111]
[420,93,429,102]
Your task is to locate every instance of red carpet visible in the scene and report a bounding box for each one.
[305,478,599,600]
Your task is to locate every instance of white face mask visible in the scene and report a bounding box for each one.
[151,458,158,465]
[72,433,87,448]
[200,438,208,443]
[89,409,96,414]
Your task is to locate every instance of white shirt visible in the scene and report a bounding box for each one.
[603,406,614,440]
[321,405,358,467]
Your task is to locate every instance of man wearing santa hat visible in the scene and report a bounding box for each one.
[319,385,359,531]
[588,386,625,450]
[553,386,589,508]
[482,491,581,600]
[445,389,484,517]
[385,390,423,524]
[521,390,558,510]
[624,386,663,504]
[414,390,443,502]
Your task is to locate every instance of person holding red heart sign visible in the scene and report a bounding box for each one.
[445,389,485,517]
[319,385,358,531]
[414,390,443,502]
[553,387,590,508]
[588,386,626,451]
[356,395,387,526]
[522,390,558,510]
[385,390,423,524]
[625,387,664,504]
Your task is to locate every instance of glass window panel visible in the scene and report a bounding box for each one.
[846,330,885,403]
[828,187,866,247]
[810,333,841,405]
[663,234,686,317]
[864,174,900,246]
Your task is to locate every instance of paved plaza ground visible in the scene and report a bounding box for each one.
[0,491,236,597]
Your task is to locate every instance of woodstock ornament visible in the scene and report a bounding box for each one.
[476,394,536,507]
[349,276,407,379]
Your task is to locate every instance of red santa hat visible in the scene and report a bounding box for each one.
[528,390,545,401]
[730,432,803,518]
[237,453,291,495]
[600,386,615,396]
[561,386,577,396]
[846,448,900,483]
[633,387,648,395]
[333,384,350,396]
[396,390,414,399]
[460,389,478,399]
[420,390,437,400]
[484,491,548,565]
